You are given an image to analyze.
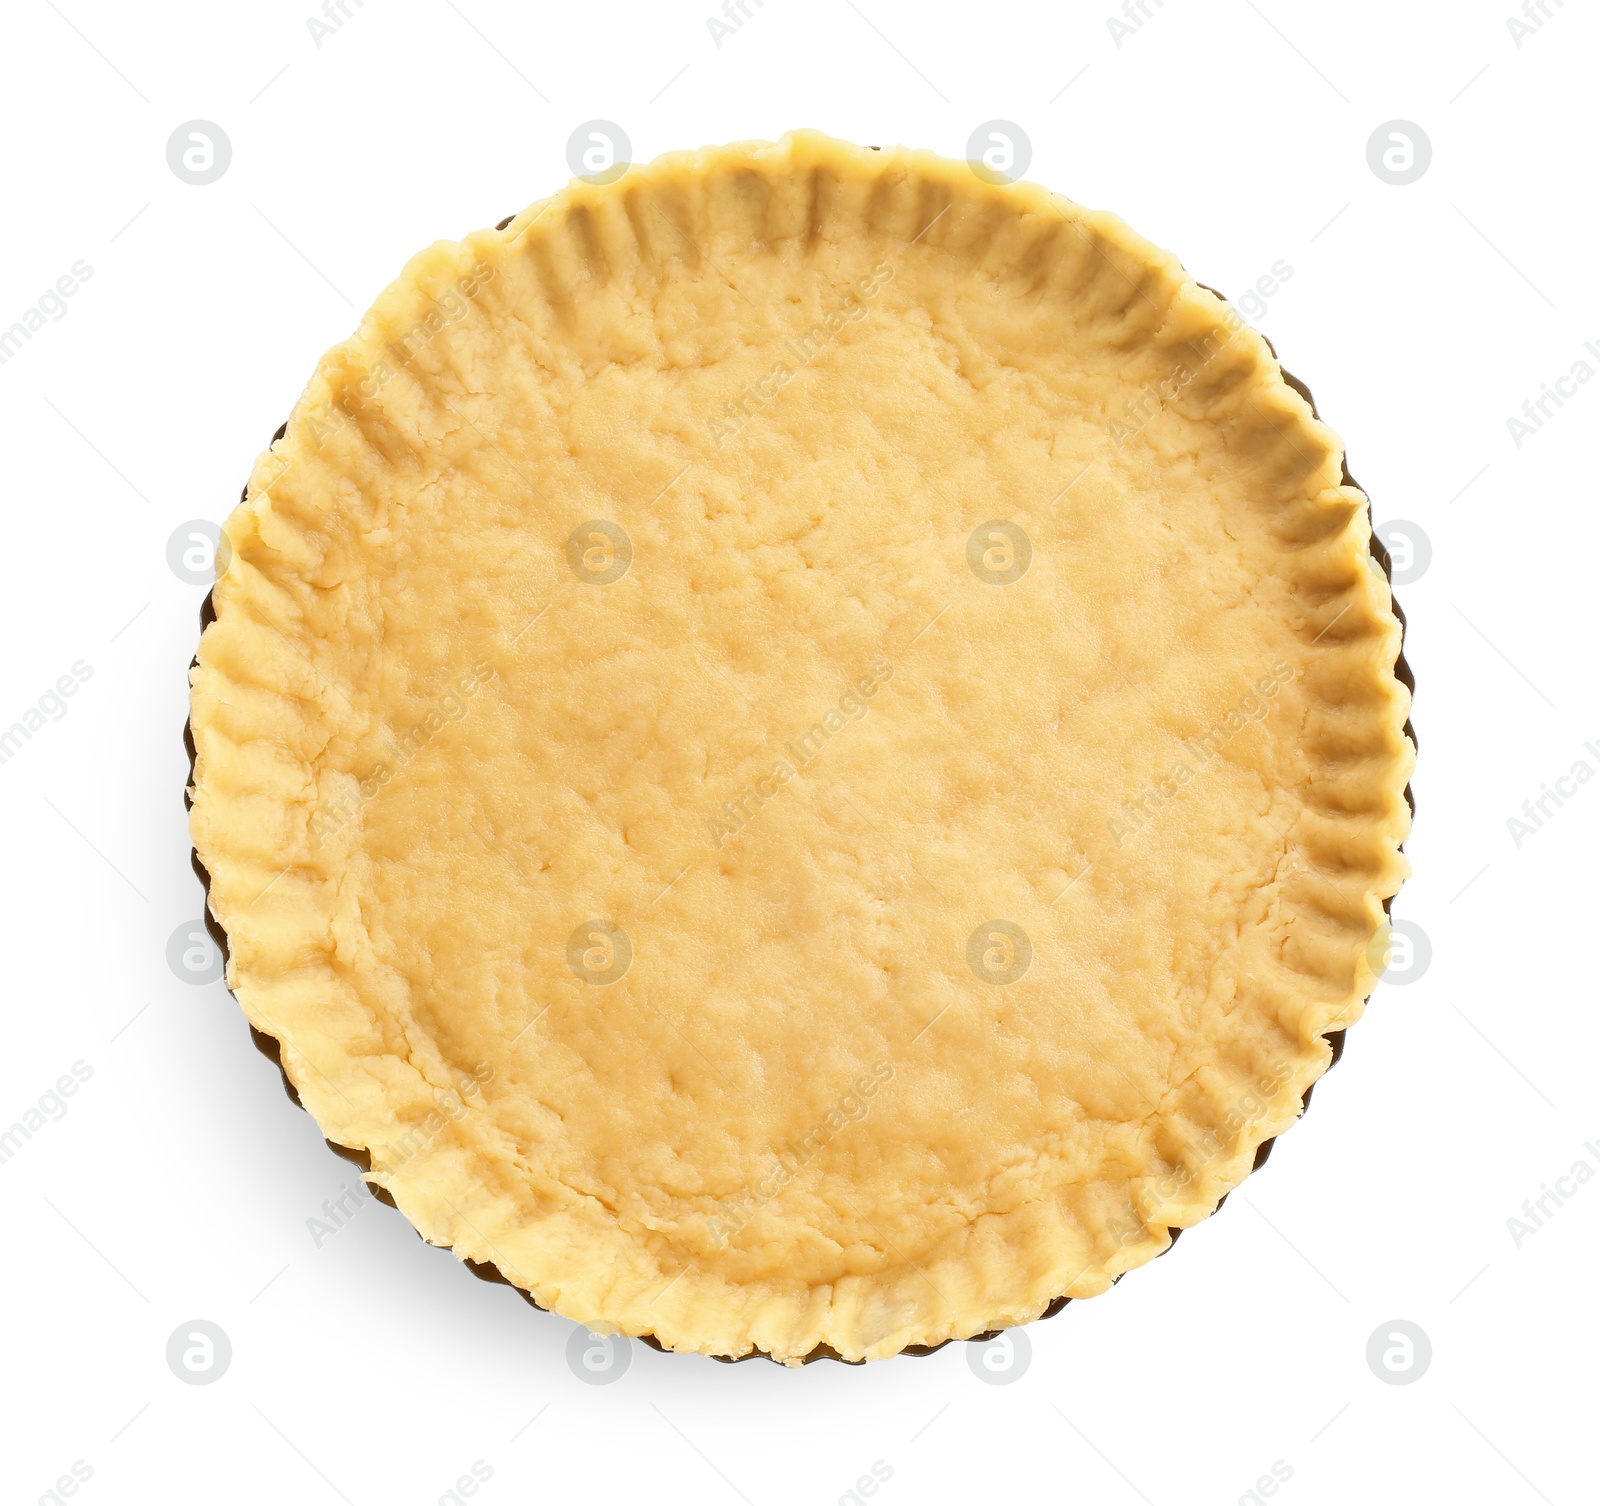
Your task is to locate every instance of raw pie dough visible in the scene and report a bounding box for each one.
[188,132,1413,1363]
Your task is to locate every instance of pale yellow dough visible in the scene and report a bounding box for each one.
[189,131,1412,1363]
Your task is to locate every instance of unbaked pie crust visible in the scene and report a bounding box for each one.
[188,131,1413,1364]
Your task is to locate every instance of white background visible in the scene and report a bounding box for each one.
[1,1,1593,1502]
